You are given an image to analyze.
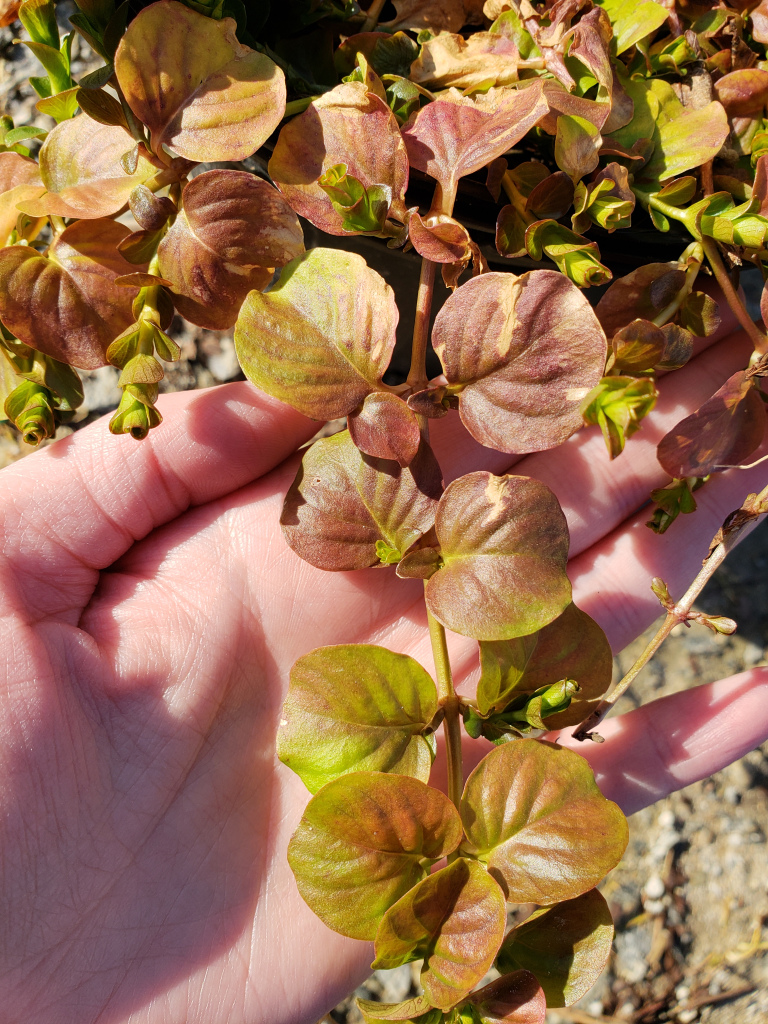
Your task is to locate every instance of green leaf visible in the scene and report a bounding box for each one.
[4,378,55,445]
[594,0,668,54]
[385,77,421,124]
[35,85,80,124]
[581,375,658,458]
[640,85,729,184]
[460,739,629,904]
[3,126,47,144]
[318,163,392,233]
[357,996,441,1024]
[607,319,666,373]
[281,429,442,571]
[288,772,462,940]
[677,291,720,337]
[75,85,128,129]
[479,603,613,728]
[432,270,607,454]
[373,859,507,1011]
[277,644,438,793]
[114,0,285,162]
[466,970,546,1023]
[496,889,614,1007]
[22,40,72,95]
[424,472,571,642]
[525,222,612,288]
[235,248,397,420]
[647,476,702,533]
[19,0,59,48]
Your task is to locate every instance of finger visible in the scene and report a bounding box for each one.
[0,384,316,621]
[551,667,768,815]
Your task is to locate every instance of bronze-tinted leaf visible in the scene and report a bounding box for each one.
[496,889,614,1007]
[269,81,409,235]
[608,319,666,373]
[657,323,694,370]
[277,643,438,793]
[280,430,442,571]
[0,152,43,243]
[554,115,602,182]
[526,172,574,221]
[373,858,507,1010]
[432,270,607,454]
[408,212,472,264]
[595,262,686,337]
[468,970,547,1023]
[235,249,397,419]
[401,83,548,210]
[714,69,768,117]
[387,0,485,32]
[129,184,176,231]
[357,995,438,1023]
[409,30,523,91]
[478,602,612,727]
[287,772,462,940]
[349,392,422,466]
[460,739,629,904]
[16,114,154,220]
[114,0,285,162]
[0,219,143,369]
[424,472,571,642]
[657,371,766,477]
[538,80,610,134]
[495,204,530,260]
[157,169,303,329]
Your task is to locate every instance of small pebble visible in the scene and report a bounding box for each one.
[644,898,666,915]
[727,832,743,846]
[675,985,691,1002]
[644,874,666,900]
[587,1000,604,1017]
[723,785,741,805]
[657,809,677,829]
[678,1010,698,1023]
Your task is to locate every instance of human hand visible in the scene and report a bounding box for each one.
[1,312,767,1024]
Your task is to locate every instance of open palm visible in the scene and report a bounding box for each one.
[2,314,768,1024]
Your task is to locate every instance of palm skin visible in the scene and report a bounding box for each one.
[2,315,768,1024]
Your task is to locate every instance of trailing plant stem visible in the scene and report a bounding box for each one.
[361,0,387,31]
[427,602,463,816]
[701,235,768,354]
[574,484,768,740]
[406,258,437,396]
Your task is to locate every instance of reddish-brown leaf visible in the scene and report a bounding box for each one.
[373,858,507,1010]
[657,371,766,477]
[432,270,607,453]
[401,83,548,211]
[280,430,442,571]
[460,740,629,904]
[714,69,768,117]
[468,970,547,1023]
[386,0,485,31]
[348,392,422,466]
[0,219,144,369]
[424,472,571,641]
[408,212,472,263]
[269,81,409,235]
[595,262,687,337]
[114,0,285,162]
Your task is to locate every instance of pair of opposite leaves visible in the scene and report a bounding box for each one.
[287,739,627,1011]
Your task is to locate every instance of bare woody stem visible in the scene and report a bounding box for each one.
[574,485,768,741]
[701,236,768,355]
[427,601,464,816]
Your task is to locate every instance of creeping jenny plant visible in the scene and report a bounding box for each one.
[2,0,768,1019]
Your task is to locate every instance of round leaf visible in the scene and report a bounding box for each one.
[16,114,154,220]
[235,248,398,420]
[280,429,442,571]
[288,772,462,940]
[114,0,285,162]
[348,392,422,466]
[373,858,507,1011]
[657,371,767,477]
[496,889,614,1007]
[468,970,547,1023]
[401,83,547,208]
[278,644,438,793]
[157,170,303,329]
[0,219,144,369]
[269,80,409,235]
[478,603,613,727]
[595,262,686,337]
[424,473,571,642]
[432,271,607,454]
[460,740,628,904]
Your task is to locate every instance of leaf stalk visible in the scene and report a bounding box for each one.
[427,601,464,818]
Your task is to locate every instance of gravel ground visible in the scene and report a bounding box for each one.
[2,12,767,1022]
